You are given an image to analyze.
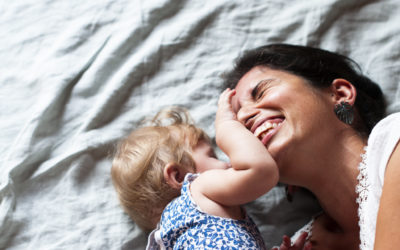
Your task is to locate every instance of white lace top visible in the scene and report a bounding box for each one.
[291,113,400,250]
[356,112,400,249]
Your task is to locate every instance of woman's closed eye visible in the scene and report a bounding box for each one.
[252,79,276,101]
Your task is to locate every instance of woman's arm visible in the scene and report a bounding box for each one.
[374,140,400,249]
[192,89,278,206]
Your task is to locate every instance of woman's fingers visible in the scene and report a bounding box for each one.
[292,232,308,248]
[277,235,292,250]
[276,232,310,250]
[304,242,312,250]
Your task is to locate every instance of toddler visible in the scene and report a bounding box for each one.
[111,89,308,249]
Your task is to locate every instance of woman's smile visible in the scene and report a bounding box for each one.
[253,118,284,145]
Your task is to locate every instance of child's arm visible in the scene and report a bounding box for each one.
[192,88,279,206]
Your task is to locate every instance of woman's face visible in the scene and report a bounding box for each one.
[232,66,336,182]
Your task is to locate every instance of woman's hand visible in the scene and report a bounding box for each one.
[271,232,311,250]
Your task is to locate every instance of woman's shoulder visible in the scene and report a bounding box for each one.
[368,112,400,147]
[379,112,400,124]
[368,111,400,146]
[365,112,400,183]
[371,112,400,133]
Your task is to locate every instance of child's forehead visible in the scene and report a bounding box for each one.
[166,126,195,147]
[168,126,190,139]
[168,124,208,142]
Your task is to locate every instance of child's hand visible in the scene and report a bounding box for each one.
[216,88,237,126]
[271,232,311,250]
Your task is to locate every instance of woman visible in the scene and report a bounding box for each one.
[223,44,400,249]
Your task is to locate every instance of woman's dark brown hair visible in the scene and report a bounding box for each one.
[224,44,386,135]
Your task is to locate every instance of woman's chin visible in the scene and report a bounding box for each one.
[267,139,292,170]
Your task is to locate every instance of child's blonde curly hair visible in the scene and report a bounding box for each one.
[111,106,210,231]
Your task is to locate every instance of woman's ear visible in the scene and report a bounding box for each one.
[330,78,357,105]
[163,163,188,190]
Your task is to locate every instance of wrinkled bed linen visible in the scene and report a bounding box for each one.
[1,0,399,249]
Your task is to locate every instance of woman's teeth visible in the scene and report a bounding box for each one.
[254,122,280,140]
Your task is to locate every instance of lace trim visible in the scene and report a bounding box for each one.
[355,146,369,250]
[301,218,314,242]
[304,216,321,242]
[290,211,322,245]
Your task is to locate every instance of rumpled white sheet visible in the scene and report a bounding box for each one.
[1,0,399,249]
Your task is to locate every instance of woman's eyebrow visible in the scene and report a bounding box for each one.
[251,79,276,99]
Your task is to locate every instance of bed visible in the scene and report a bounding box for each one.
[1,0,399,249]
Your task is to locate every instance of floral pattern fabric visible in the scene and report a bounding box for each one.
[150,173,266,249]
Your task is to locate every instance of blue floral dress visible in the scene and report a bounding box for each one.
[147,173,266,249]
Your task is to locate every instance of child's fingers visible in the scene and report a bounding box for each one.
[225,88,236,99]
[218,88,236,106]
[216,88,238,122]
[220,88,235,99]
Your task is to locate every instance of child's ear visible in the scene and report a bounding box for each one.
[163,163,188,190]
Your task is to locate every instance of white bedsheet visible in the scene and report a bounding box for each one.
[1,0,399,249]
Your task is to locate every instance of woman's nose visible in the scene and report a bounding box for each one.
[237,105,259,129]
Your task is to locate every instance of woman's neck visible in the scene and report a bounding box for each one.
[305,129,366,232]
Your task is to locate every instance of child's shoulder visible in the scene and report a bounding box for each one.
[162,173,199,216]
[184,173,199,183]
